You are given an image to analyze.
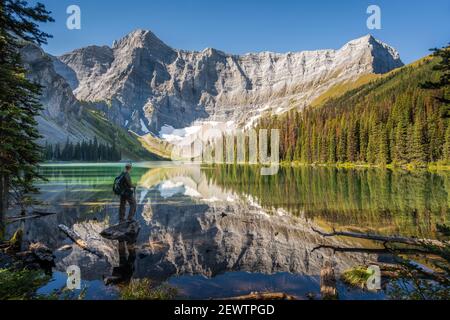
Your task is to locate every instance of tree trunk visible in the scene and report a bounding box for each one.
[219,292,296,300]
[312,227,448,248]
[320,262,338,300]
[0,174,9,240]
[58,224,102,257]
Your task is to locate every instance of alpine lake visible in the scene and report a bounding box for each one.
[6,162,450,300]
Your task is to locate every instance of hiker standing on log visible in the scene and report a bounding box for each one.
[118,163,137,222]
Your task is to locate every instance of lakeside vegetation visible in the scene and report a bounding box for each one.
[0,268,50,300]
[281,160,450,171]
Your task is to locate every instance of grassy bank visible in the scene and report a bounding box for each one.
[283,161,450,171]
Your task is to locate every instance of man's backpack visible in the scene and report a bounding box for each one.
[113,173,125,196]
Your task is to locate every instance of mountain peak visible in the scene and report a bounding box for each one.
[127,29,158,40]
[113,29,170,50]
[343,34,378,47]
[340,34,403,73]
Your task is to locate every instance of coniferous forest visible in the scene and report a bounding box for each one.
[257,49,450,167]
[43,137,121,162]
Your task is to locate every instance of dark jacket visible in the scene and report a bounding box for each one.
[122,171,135,197]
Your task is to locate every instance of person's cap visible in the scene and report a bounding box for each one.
[125,163,133,169]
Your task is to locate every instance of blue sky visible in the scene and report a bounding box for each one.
[36,0,449,63]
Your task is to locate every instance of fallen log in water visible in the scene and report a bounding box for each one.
[7,211,56,223]
[58,224,102,257]
[311,227,448,248]
[312,244,432,255]
[33,211,57,216]
[219,292,296,300]
[8,215,42,223]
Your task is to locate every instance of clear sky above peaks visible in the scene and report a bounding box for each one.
[34,0,450,64]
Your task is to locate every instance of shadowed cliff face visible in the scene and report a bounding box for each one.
[55,31,403,133]
[8,164,379,284]
[20,44,125,145]
[20,44,92,144]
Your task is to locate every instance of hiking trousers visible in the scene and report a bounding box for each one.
[119,194,136,222]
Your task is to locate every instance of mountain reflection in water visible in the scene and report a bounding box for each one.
[8,162,449,299]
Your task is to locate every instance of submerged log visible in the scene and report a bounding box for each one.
[312,244,431,255]
[8,215,42,223]
[7,211,56,223]
[320,262,338,300]
[311,227,448,248]
[220,292,296,300]
[58,224,102,257]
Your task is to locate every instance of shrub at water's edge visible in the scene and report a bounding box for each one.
[119,278,178,300]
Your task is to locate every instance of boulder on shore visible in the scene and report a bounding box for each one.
[100,221,140,242]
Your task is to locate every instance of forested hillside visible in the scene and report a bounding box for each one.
[43,137,121,162]
[257,51,450,166]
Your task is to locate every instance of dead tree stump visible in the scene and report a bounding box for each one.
[321,261,338,300]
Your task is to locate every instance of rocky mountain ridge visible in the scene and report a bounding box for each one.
[53,30,403,136]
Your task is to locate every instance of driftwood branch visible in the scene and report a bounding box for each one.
[58,224,102,257]
[7,211,56,223]
[219,292,296,300]
[311,227,448,248]
[312,244,431,255]
[312,227,450,285]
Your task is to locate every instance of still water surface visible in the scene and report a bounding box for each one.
[9,162,450,299]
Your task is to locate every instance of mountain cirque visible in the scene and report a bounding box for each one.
[23,30,403,143]
[55,31,403,134]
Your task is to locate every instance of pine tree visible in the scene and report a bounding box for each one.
[366,118,378,164]
[337,127,347,163]
[411,115,428,165]
[377,125,389,165]
[293,134,301,162]
[394,114,409,164]
[420,44,450,118]
[0,0,53,237]
[358,124,368,162]
[285,146,292,162]
[328,134,337,163]
[346,120,359,162]
[443,125,450,164]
